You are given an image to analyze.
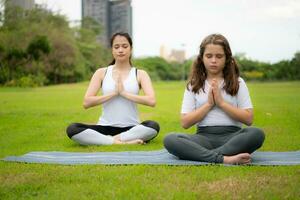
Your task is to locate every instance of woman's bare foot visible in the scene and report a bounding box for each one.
[223,153,251,165]
[113,139,123,144]
[113,138,145,145]
[124,139,145,144]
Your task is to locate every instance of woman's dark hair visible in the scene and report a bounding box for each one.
[108,32,133,66]
[187,33,240,96]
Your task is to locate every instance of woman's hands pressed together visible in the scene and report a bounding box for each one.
[115,71,125,95]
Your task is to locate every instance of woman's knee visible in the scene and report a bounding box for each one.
[66,123,84,139]
[141,120,160,133]
[140,120,160,142]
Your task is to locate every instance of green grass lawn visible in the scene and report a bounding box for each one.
[0,81,300,199]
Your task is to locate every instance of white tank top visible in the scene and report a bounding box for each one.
[97,65,140,127]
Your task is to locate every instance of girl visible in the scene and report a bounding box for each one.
[66,32,160,145]
[164,34,265,164]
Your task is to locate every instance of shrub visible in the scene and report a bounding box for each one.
[243,71,264,80]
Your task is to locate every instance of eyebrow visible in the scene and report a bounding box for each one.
[113,43,129,46]
[204,53,224,55]
[113,43,129,45]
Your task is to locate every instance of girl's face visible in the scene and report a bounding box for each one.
[112,35,132,63]
[203,44,226,76]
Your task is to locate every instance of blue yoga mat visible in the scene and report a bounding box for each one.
[2,149,300,165]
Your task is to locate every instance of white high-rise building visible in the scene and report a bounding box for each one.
[160,45,186,63]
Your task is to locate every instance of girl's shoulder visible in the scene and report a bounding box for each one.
[186,83,193,91]
[238,77,247,85]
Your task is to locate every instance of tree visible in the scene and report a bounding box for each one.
[27,35,51,60]
[289,52,300,80]
[0,5,111,86]
[73,17,111,75]
[133,57,187,81]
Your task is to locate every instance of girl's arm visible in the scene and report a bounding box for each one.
[181,88,215,129]
[211,79,253,126]
[181,103,213,129]
[83,68,118,109]
[120,70,156,107]
[218,102,253,126]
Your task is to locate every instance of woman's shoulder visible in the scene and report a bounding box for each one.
[93,66,110,78]
[134,67,151,84]
[97,65,113,74]
[135,67,148,77]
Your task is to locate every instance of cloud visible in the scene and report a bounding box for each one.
[246,0,300,21]
[264,1,300,19]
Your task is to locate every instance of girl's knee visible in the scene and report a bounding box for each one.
[251,127,265,139]
[255,128,265,146]
[246,127,265,146]
[163,133,179,149]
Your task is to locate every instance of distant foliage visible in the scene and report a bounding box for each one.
[235,52,300,81]
[0,5,299,87]
[0,5,110,87]
[133,57,191,81]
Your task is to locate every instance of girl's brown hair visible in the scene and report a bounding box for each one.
[187,34,240,95]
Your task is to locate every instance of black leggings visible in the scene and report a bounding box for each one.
[66,120,160,138]
[163,126,265,163]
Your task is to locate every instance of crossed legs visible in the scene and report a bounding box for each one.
[66,120,160,146]
[164,127,265,164]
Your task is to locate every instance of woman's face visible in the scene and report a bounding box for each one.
[203,44,226,76]
[112,35,131,63]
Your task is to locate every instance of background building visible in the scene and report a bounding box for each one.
[6,0,35,10]
[160,45,186,63]
[159,45,168,60]
[82,0,109,46]
[82,0,132,47]
[3,0,35,24]
[109,0,132,41]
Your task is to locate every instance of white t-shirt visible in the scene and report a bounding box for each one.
[98,65,140,127]
[181,77,252,127]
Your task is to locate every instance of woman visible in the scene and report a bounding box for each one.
[164,34,265,164]
[66,32,160,145]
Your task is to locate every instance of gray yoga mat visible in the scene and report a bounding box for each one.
[2,149,300,165]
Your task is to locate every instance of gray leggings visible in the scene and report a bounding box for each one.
[163,126,265,163]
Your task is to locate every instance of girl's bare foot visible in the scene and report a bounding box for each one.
[223,153,251,165]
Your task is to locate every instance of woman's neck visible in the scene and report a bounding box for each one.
[114,60,131,71]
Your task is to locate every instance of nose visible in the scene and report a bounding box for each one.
[118,48,124,53]
[211,56,217,62]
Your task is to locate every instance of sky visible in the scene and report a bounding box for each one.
[35,0,300,63]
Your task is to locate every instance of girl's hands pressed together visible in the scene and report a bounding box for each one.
[211,78,224,107]
[208,87,215,107]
